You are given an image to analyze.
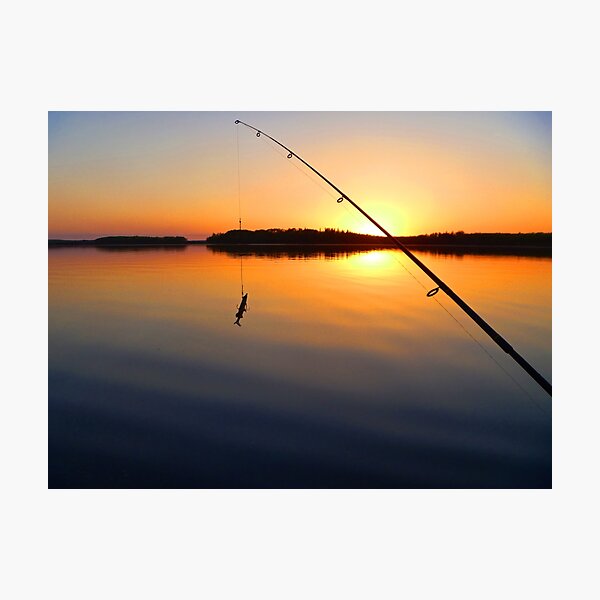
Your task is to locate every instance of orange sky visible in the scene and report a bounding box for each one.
[48,112,551,239]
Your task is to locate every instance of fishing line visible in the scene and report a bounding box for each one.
[423,283,546,406]
[240,254,244,296]
[236,124,242,230]
[432,293,548,412]
[386,248,547,411]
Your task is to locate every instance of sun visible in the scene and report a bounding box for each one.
[356,221,385,236]
[335,198,406,236]
[355,213,405,236]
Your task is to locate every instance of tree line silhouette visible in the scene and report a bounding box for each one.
[206,228,551,247]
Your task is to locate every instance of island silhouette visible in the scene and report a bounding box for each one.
[48,236,188,247]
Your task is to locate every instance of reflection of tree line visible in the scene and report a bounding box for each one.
[209,245,381,260]
[93,245,186,252]
[208,245,551,259]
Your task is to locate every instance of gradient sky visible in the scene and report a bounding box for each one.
[48,111,551,239]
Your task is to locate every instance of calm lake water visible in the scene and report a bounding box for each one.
[48,245,551,488]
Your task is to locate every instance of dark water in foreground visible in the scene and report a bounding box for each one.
[48,245,551,488]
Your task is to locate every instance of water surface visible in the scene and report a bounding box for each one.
[48,245,551,488]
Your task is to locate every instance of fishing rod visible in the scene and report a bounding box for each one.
[235,119,552,397]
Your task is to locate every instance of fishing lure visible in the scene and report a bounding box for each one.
[234,292,248,326]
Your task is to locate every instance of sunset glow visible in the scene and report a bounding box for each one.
[48,112,552,239]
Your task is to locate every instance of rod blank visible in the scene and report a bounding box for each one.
[235,119,552,398]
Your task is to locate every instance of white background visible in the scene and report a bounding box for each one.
[2,1,599,598]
